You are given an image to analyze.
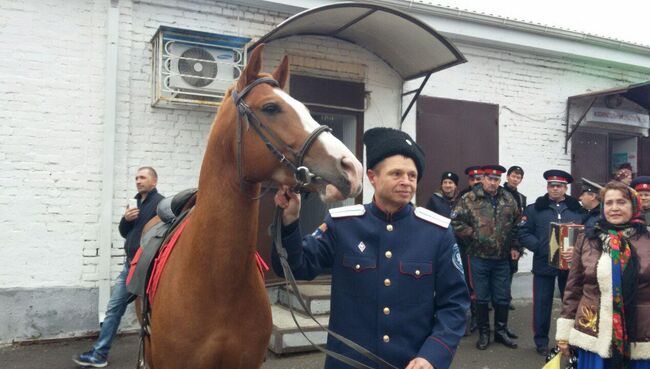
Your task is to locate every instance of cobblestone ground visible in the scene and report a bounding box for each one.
[0,299,567,369]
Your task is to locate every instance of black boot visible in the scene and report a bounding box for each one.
[469,301,478,333]
[505,326,518,339]
[494,304,517,349]
[476,303,490,350]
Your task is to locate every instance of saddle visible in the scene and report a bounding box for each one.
[126,188,197,297]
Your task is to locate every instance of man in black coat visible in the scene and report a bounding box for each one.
[74,167,164,367]
[518,169,583,357]
[425,171,459,217]
[458,166,484,198]
[502,166,527,312]
[579,178,601,229]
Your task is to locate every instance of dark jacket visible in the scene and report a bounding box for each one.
[271,203,469,369]
[582,206,600,230]
[503,183,527,211]
[451,185,521,259]
[425,192,457,218]
[118,188,164,262]
[556,232,650,359]
[518,194,583,276]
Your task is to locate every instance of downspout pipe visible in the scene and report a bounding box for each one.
[97,0,120,323]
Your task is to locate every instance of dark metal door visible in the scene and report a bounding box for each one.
[570,131,609,196]
[415,96,499,205]
[638,136,650,176]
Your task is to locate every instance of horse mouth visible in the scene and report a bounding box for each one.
[307,175,359,203]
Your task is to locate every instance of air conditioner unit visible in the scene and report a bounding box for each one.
[151,27,250,109]
[166,43,240,94]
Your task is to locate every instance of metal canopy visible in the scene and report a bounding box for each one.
[569,81,650,110]
[250,2,466,81]
[564,80,650,153]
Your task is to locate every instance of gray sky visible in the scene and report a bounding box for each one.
[418,0,649,46]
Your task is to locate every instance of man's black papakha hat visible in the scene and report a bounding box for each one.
[363,127,425,181]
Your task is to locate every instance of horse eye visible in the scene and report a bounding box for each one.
[262,103,281,114]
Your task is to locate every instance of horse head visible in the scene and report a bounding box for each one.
[221,44,363,202]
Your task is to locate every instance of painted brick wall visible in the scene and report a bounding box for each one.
[0,0,110,288]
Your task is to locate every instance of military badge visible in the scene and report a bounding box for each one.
[452,243,464,275]
[357,241,366,253]
[311,223,328,238]
[518,215,527,226]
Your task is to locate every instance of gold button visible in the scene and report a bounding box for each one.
[383,335,390,343]
[384,278,391,286]
[355,264,361,270]
[383,307,390,315]
[415,270,421,276]
[386,224,393,232]
[385,251,392,259]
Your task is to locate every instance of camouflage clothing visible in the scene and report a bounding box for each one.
[451,185,521,260]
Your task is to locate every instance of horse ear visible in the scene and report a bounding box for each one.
[238,44,264,90]
[272,55,289,90]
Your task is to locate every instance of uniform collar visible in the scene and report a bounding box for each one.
[369,200,413,222]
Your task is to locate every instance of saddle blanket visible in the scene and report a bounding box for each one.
[127,216,269,306]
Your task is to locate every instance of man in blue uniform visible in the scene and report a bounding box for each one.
[425,171,459,217]
[272,127,469,369]
[518,169,583,356]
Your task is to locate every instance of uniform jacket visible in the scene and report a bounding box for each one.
[518,194,583,276]
[271,202,469,369]
[425,192,457,218]
[451,185,521,260]
[556,232,650,359]
[118,188,164,262]
[582,206,600,230]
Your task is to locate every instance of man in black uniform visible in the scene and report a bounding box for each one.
[502,166,526,312]
[459,166,484,198]
[579,178,601,229]
[425,171,459,217]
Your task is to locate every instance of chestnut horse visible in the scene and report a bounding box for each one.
[142,44,363,369]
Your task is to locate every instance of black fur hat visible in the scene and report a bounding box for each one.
[363,127,425,181]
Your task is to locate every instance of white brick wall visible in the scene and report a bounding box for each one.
[0,0,109,288]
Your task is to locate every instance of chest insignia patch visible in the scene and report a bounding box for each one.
[357,241,366,253]
[452,243,464,275]
[311,223,328,238]
[518,215,528,226]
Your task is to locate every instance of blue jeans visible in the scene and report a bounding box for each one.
[92,264,136,358]
[469,256,511,306]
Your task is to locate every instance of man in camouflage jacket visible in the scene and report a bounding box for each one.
[451,165,521,351]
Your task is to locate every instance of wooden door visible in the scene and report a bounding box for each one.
[415,96,499,205]
[570,131,609,196]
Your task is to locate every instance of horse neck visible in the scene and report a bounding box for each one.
[192,119,261,262]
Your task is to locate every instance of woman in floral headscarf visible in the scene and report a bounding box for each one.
[556,181,650,369]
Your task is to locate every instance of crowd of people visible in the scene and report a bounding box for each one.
[426,161,650,369]
[72,129,650,369]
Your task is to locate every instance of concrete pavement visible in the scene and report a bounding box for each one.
[0,298,563,369]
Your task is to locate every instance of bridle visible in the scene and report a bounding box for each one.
[231,77,331,193]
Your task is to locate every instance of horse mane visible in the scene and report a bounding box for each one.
[224,72,275,99]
